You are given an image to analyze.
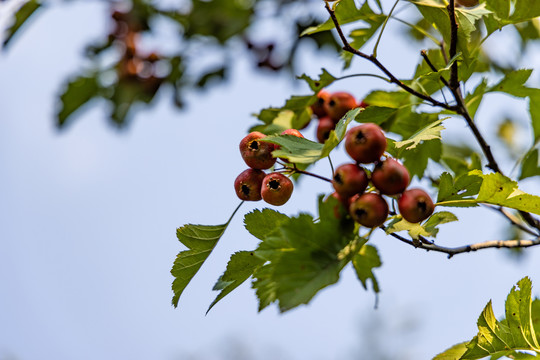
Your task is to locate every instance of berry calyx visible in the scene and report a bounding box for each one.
[398,188,435,223]
[234,169,266,201]
[371,158,410,195]
[344,123,387,164]
[332,163,369,199]
[349,193,389,228]
[311,90,330,118]
[261,173,294,206]
[324,91,358,123]
[316,116,335,143]
[239,131,276,170]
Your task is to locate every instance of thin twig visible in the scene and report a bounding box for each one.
[484,205,539,237]
[383,227,540,258]
[288,165,332,183]
[372,0,400,58]
[420,50,450,88]
[447,0,459,91]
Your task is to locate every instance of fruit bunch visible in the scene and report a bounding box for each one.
[234,130,303,206]
[332,123,435,227]
[310,90,366,143]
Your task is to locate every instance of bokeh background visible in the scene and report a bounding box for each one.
[1,1,539,359]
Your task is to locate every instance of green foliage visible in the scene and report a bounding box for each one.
[207,251,264,314]
[171,202,242,307]
[435,277,540,360]
[3,0,42,48]
[57,75,101,127]
[385,211,458,240]
[249,196,380,312]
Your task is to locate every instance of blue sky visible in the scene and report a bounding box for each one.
[1,1,539,360]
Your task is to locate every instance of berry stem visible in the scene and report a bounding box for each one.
[287,165,332,183]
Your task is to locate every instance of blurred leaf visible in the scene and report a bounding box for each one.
[352,245,381,293]
[298,68,336,92]
[171,202,242,307]
[57,75,100,128]
[3,0,42,48]
[207,251,264,314]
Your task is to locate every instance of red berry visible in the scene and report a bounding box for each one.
[261,173,294,206]
[234,169,266,201]
[344,123,387,164]
[324,92,358,123]
[398,188,435,223]
[332,163,369,198]
[311,90,330,118]
[239,132,276,170]
[349,193,389,228]
[371,158,410,195]
[316,116,335,143]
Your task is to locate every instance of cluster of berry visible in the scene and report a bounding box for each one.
[234,129,303,206]
[111,9,163,95]
[310,90,366,143]
[332,123,434,227]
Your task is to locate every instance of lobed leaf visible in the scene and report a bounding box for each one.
[250,196,379,312]
[207,251,265,314]
[171,203,242,307]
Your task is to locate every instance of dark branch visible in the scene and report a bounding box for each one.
[447,0,459,91]
[383,227,540,258]
[324,2,457,112]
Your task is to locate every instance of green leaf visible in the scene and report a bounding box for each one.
[251,196,369,312]
[465,79,488,119]
[263,135,324,164]
[432,342,468,360]
[298,69,336,93]
[394,119,445,151]
[171,202,243,307]
[244,208,290,241]
[354,106,397,125]
[385,211,457,239]
[401,138,442,180]
[352,245,382,293]
[473,171,540,215]
[460,277,540,359]
[57,75,100,128]
[301,0,383,36]
[520,149,540,180]
[3,0,42,48]
[320,107,362,158]
[207,251,265,314]
[437,172,482,204]
[263,108,361,165]
[255,95,314,131]
[510,0,540,23]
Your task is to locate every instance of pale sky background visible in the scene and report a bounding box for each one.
[1,1,539,360]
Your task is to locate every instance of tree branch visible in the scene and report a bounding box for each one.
[447,0,459,91]
[383,227,540,258]
[324,2,457,112]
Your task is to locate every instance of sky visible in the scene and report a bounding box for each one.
[1,1,539,360]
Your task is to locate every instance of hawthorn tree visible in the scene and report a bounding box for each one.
[5,0,540,359]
